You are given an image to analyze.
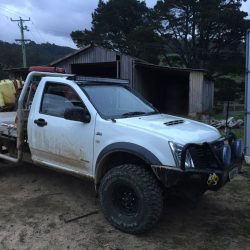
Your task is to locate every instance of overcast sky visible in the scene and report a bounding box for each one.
[0,0,249,49]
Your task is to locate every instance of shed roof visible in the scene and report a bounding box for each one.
[50,44,91,66]
[49,44,137,66]
[50,44,207,74]
[134,61,207,74]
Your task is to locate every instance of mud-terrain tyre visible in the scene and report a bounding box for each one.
[99,164,163,234]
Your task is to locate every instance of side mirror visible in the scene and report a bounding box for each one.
[64,107,91,123]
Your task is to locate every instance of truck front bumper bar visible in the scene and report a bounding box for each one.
[152,134,243,190]
[152,161,241,190]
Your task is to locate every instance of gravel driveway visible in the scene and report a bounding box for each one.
[0,163,249,250]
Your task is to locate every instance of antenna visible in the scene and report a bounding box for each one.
[225,100,230,135]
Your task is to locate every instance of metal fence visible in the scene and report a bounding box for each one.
[222,102,244,118]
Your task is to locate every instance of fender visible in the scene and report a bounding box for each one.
[95,142,162,183]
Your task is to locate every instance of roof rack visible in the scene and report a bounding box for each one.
[67,75,129,84]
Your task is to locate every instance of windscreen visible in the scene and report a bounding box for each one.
[82,85,157,119]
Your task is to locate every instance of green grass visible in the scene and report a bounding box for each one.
[218,128,244,140]
[231,128,244,140]
[212,113,225,120]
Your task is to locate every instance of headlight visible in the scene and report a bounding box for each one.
[169,141,194,168]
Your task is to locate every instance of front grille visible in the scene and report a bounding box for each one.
[164,120,184,126]
[188,141,224,169]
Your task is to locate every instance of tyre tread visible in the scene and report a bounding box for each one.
[99,164,163,233]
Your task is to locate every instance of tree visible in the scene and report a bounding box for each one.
[71,0,162,63]
[215,77,240,102]
[154,0,250,75]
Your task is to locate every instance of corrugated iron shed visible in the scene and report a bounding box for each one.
[50,45,214,116]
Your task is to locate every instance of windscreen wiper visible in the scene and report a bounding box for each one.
[121,111,146,117]
[147,111,159,115]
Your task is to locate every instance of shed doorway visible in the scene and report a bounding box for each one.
[71,62,117,78]
[134,64,189,115]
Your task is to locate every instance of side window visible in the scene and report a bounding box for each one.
[40,82,85,118]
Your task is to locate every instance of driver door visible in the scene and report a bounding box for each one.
[28,81,95,176]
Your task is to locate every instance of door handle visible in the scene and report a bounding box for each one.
[34,118,47,127]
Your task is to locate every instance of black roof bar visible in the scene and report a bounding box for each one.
[67,75,129,84]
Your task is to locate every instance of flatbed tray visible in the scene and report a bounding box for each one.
[0,112,17,138]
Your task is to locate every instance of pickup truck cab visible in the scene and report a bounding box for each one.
[0,71,243,234]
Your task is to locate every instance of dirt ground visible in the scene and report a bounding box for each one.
[0,162,250,250]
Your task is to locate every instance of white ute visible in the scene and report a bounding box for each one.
[0,71,243,233]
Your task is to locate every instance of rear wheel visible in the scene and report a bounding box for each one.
[99,164,163,234]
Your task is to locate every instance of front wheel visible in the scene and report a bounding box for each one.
[99,164,163,234]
